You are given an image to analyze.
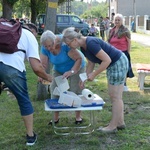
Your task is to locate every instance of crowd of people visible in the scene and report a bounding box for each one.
[80,16,111,41]
[0,13,134,146]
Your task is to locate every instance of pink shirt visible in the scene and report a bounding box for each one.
[109,36,128,51]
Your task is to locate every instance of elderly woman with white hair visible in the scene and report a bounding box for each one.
[40,30,86,125]
[108,13,134,91]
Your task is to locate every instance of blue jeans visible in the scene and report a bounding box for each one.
[0,62,34,116]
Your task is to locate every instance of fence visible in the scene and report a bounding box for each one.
[124,15,150,35]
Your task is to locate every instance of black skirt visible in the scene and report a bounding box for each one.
[123,51,134,78]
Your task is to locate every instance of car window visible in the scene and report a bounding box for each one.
[37,15,45,24]
[71,16,81,23]
[57,16,63,23]
[57,16,69,23]
[64,16,69,23]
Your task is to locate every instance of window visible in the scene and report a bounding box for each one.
[37,15,45,24]
[57,16,69,23]
[63,16,69,23]
[71,16,81,23]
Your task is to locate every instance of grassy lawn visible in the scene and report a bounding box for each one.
[0,41,150,150]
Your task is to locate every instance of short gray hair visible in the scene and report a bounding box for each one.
[62,27,82,43]
[40,30,56,45]
[114,13,124,22]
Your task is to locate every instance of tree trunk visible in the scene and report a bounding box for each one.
[2,0,13,19]
[30,0,38,23]
[36,0,58,100]
[36,82,50,100]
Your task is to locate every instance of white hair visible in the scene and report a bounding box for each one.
[62,27,82,43]
[40,30,56,45]
[114,13,124,22]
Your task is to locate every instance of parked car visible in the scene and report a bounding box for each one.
[36,14,89,34]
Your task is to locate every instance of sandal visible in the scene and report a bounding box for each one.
[75,118,83,125]
[117,124,126,130]
[48,119,59,125]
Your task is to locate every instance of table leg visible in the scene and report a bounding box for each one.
[51,111,95,135]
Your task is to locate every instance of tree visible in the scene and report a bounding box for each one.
[30,0,47,23]
[81,2,108,20]
[70,1,87,16]
[2,0,19,19]
[36,0,58,100]
[13,0,47,23]
[31,0,39,23]
[13,0,30,19]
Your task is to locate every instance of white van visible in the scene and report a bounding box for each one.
[36,14,89,34]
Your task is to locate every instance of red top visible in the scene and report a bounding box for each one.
[109,35,128,51]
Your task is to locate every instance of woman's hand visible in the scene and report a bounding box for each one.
[38,77,43,82]
[79,80,86,89]
[87,72,96,81]
[62,71,72,79]
[38,74,53,83]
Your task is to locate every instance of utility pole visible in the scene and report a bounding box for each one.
[66,0,71,14]
[45,0,58,32]
[108,0,111,19]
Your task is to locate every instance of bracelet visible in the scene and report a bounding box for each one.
[71,70,75,74]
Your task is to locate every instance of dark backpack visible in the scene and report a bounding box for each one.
[0,18,25,54]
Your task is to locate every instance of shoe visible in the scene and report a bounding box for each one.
[97,127,117,133]
[123,86,128,91]
[117,124,126,130]
[75,118,83,125]
[48,119,59,125]
[26,132,37,146]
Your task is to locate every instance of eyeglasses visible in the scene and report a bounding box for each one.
[44,41,54,50]
[65,39,74,47]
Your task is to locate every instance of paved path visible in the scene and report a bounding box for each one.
[95,26,150,46]
[131,33,150,46]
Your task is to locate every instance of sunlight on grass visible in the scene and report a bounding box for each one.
[0,40,150,149]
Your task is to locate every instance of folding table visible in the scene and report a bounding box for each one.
[45,101,103,135]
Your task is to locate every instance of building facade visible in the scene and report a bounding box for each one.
[106,0,150,34]
[107,0,150,20]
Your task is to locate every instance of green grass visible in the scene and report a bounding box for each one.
[0,41,150,149]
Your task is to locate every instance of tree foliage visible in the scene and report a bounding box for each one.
[1,0,19,19]
[13,0,30,18]
[1,0,108,23]
[4,0,18,5]
[69,1,87,16]
[81,2,108,19]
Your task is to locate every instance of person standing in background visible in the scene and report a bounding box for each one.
[104,17,110,41]
[131,19,135,32]
[108,13,134,91]
[99,17,105,40]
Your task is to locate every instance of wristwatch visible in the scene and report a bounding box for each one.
[71,70,75,74]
